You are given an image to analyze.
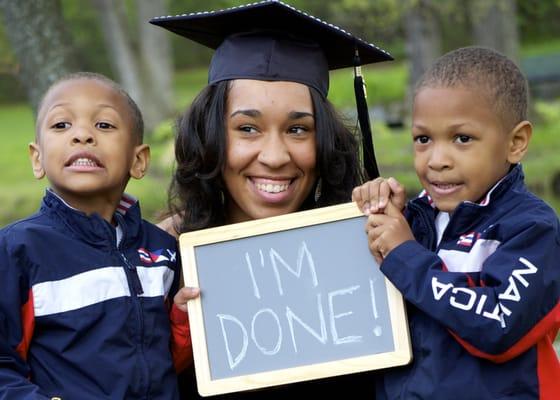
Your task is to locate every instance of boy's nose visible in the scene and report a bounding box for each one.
[71,128,95,145]
[257,133,291,168]
[428,145,452,170]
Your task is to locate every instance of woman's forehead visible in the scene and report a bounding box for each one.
[227,79,313,112]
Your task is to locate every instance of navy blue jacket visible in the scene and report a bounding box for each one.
[0,190,183,399]
[377,165,560,399]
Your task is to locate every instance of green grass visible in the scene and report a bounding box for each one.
[0,105,48,225]
[521,38,560,57]
[173,68,208,109]
[328,62,408,109]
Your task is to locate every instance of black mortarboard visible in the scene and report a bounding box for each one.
[150,0,393,179]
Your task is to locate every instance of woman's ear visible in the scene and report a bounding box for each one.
[29,142,45,179]
[130,144,150,179]
[507,120,532,164]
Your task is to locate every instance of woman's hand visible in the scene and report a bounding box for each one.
[174,287,200,312]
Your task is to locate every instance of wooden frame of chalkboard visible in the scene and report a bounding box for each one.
[179,202,411,397]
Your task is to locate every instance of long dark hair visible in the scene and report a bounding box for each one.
[168,81,364,233]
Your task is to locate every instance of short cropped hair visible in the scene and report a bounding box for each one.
[415,46,528,129]
[36,72,144,142]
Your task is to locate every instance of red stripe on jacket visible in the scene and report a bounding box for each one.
[15,289,35,361]
[449,300,560,364]
[537,331,560,400]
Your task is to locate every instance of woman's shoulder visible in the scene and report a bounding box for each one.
[156,214,182,238]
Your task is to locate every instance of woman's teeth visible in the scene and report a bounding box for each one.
[255,182,289,193]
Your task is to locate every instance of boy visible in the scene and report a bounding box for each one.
[353,47,560,399]
[0,72,191,399]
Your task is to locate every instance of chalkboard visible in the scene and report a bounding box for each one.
[179,202,411,396]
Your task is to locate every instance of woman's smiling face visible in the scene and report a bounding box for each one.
[223,79,318,223]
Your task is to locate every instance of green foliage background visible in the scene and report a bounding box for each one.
[1,0,560,226]
[2,58,559,227]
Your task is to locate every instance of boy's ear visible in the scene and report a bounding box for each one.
[28,142,45,179]
[130,144,150,180]
[507,120,532,164]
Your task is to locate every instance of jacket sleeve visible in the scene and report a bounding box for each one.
[381,218,560,363]
[167,249,193,372]
[169,304,193,372]
[0,232,49,399]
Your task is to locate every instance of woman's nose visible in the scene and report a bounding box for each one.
[257,133,291,168]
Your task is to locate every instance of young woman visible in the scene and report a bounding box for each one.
[153,1,393,397]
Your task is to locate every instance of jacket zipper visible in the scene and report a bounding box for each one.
[120,252,144,295]
[115,216,150,397]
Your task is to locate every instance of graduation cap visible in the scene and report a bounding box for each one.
[150,0,393,179]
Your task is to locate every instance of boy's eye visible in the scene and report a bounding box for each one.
[454,134,472,144]
[414,135,430,144]
[51,121,70,130]
[96,121,116,130]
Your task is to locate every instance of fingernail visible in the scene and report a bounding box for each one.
[363,202,371,215]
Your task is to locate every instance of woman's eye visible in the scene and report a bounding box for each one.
[239,125,258,134]
[96,121,116,130]
[414,135,430,144]
[288,126,308,135]
[51,121,70,130]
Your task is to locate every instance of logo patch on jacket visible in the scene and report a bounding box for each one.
[138,247,176,264]
[457,231,480,247]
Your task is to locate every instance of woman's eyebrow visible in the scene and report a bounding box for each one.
[230,109,260,118]
[288,111,314,120]
[229,109,314,120]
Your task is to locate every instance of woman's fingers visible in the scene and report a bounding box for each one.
[174,286,200,312]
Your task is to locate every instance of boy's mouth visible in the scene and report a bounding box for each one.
[432,182,458,190]
[65,152,103,168]
[429,181,462,196]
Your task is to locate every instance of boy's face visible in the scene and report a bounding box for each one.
[412,85,522,213]
[30,79,148,209]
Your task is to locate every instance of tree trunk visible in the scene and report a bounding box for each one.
[403,0,442,119]
[469,0,520,63]
[91,0,174,135]
[137,0,174,128]
[405,0,442,89]
[0,0,79,114]
[91,0,144,107]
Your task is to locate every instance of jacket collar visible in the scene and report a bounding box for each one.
[405,164,526,249]
[413,163,525,211]
[41,189,142,249]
